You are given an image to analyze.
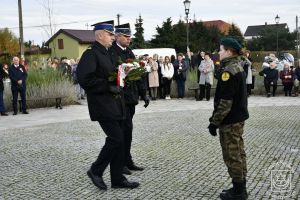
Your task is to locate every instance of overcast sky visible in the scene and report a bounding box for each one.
[1,0,300,46]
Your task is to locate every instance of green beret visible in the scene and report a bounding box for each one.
[220,37,242,51]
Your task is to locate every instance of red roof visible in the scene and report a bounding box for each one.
[202,20,231,33]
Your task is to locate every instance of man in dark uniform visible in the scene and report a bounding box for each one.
[9,56,29,115]
[208,38,249,200]
[76,20,139,190]
[110,23,149,175]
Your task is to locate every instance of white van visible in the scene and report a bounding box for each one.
[132,48,176,58]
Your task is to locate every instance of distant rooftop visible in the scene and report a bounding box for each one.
[244,23,287,37]
[45,29,95,45]
[202,20,232,34]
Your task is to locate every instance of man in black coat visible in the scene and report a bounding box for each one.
[110,23,148,175]
[8,57,29,115]
[259,61,279,97]
[76,21,139,190]
[173,53,189,98]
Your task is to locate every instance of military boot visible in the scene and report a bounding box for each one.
[221,179,248,196]
[220,181,248,200]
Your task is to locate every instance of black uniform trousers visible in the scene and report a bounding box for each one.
[124,105,136,167]
[91,120,125,184]
[12,86,26,113]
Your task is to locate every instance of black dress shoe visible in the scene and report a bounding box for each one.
[128,164,144,171]
[112,179,140,189]
[122,166,132,175]
[22,111,29,114]
[87,169,107,190]
[1,112,8,116]
[13,112,17,115]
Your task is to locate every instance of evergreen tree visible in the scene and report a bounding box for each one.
[131,14,146,49]
[150,18,225,53]
[151,18,175,48]
[246,26,296,51]
[227,23,245,46]
[173,19,189,53]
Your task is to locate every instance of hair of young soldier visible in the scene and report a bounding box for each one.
[223,46,244,56]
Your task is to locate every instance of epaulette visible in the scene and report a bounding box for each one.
[224,62,244,75]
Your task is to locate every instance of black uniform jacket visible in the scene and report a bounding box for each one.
[77,41,125,121]
[110,41,140,105]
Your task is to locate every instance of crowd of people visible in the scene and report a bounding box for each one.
[259,53,300,97]
[1,51,299,117]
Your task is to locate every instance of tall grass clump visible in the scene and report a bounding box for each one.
[170,67,200,98]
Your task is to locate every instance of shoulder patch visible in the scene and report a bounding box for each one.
[221,72,230,81]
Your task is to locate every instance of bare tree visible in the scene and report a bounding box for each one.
[38,0,56,56]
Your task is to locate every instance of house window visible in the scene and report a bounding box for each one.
[58,39,64,49]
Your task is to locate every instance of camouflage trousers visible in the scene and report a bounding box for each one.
[219,121,247,182]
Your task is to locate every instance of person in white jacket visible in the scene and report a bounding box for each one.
[198,52,214,101]
[161,56,174,99]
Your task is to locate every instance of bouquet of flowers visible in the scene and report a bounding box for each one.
[109,58,146,87]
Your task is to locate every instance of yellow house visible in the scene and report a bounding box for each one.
[45,29,95,59]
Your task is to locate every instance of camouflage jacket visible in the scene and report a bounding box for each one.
[210,56,249,126]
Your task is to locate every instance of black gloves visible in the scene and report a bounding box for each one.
[143,96,150,108]
[108,86,120,94]
[208,123,218,136]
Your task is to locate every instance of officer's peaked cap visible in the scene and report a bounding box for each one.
[91,20,114,34]
[115,23,131,37]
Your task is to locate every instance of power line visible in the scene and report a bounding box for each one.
[6,18,102,30]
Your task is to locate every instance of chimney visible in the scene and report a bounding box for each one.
[265,22,267,25]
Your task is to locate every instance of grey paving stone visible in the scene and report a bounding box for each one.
[0,98,299,199]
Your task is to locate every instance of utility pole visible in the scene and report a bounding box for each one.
[117,14,121,26]
[18,0,24,58]
[297,15,299,66]
[85,23,89,30]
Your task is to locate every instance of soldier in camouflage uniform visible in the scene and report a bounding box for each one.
[208,38,249,200]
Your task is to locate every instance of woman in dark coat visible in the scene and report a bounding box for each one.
[0,64,8,116]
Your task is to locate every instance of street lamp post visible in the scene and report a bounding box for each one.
[275,14,280,57]
[183,0,191,56]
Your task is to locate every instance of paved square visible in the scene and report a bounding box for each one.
[0,97,299,199]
